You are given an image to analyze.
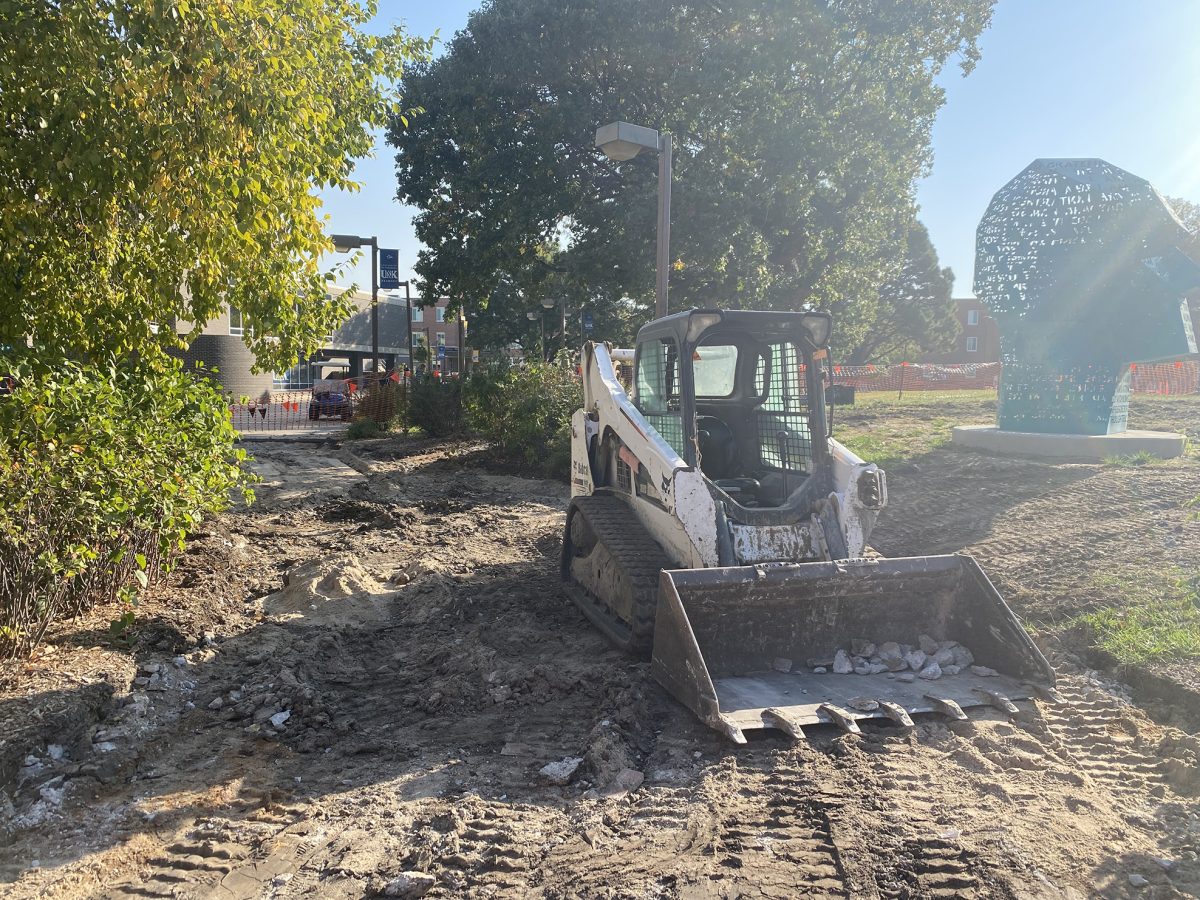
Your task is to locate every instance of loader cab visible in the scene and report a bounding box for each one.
[632,309,833,511]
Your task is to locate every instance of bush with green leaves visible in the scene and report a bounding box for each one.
[408,375,465,438]
[0,354,252,657]
[463,356,582,477]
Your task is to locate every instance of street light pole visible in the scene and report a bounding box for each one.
[370,236,379,377]
[654,134,672,320]
[399,280,412,375]
[331,232,382,378]
[595,121,673,320]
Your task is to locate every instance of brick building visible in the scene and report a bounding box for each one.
[409,297,468,375]
[921,298,1001,364]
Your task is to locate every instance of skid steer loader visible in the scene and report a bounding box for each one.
[561,308,1055,742]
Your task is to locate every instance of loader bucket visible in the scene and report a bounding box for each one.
[650,555,1055,742]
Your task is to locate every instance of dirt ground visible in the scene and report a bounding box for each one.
[3,402,1200,899]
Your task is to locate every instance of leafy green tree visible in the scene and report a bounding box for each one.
[844,222,958,364]
[390,0,993,350]
[1,0,432,372]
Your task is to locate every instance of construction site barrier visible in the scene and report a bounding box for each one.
[231,371,407,432]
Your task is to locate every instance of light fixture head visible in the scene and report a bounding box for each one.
[541,297,558,309]
[594,121,660,162]
[331,233,365,253]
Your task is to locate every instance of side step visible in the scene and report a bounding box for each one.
[649,555,1056,742]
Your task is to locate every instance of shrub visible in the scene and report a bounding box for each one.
[354,379,405,427]
[463,355,582,477]
[347,417,382,440]
[0,353,252,657]
[408,375,464,437]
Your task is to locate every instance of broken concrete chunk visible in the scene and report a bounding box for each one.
[933,648,956,667]
[812,667,827,674]
[832,650,854,675]
[952,645,976,668]
[1128,874,1149,889]
[868,662,888,675]
[853,665,871,676]
[942,665,962,676]
[269,710,291,729]
[539,756,583,786]
[970,665,998,677]
[918,634,940,655]
[850,639,876,658]
[771,657,793,673]
[896,673,916,684]
[919,662,943,681]
[382,871,437,898]
[904,650,928,672]
[807,656,835,669]
[878,642,906,670]
[848,698,880,712]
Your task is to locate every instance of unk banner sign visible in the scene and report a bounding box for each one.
[379,249,400,290]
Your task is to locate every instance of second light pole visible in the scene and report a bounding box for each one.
[595,121,672,319]
[331,233,380,376]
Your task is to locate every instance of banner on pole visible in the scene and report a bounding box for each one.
[379,249,400,289]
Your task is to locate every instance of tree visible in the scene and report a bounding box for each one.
[844,222,958,365]
[0,1,432,372]
[389,0,993,350]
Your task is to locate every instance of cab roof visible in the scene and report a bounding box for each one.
[635,308,832,353]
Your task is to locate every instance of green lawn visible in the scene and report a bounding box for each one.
[832,390,996,469]
[1080,571,1200,665]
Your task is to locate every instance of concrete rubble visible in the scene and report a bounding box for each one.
[805,637,991,682]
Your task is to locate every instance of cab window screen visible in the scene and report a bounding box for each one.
[693,343,738,397]
[634,338,685,456]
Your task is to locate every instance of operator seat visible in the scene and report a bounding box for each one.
[696,415,736,479]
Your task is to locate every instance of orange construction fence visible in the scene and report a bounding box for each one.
[829,360,1199,395]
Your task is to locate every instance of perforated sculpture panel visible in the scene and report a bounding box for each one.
[974,159,1199,435]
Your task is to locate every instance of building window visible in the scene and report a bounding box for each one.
[229,305,244,336]
[436,331,446,347]
[435,306,446,323]
[966,309,980,326]
[412,332,426,347]
[412,306,423,323]
[966,336,979,353]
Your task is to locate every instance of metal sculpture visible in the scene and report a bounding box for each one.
[975,159,1199,434]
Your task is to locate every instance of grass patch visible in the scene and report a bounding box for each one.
[852,389,997,409]
[1080,571,1200,664]
[833,393,995,469]
[1103,450,1161,467]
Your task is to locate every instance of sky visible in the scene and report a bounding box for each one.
[319,0,1200,300]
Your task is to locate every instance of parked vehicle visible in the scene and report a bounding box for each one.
[308,383,353,421]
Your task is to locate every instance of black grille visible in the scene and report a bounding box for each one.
[754,341,812,473]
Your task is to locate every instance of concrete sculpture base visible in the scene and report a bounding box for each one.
[951,426,1186,461]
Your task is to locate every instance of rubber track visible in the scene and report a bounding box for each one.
[565,493,671,655]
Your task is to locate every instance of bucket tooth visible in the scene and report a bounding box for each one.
[717,717,748,745]
[974,687,1019,715]
[924,694,968,721]
[877,700,915,729]
[818,703,862,735]
[1025,682,1064,704]
[762,708,809,742]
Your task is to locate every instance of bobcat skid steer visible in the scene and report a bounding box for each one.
[561,308,1055,742]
